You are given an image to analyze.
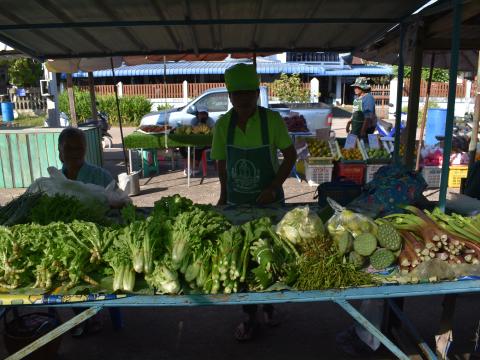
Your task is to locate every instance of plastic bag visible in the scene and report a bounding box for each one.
[326,198,376,239]
[28,167,131,208]
[276,206,325,246]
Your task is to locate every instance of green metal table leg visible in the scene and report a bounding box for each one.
[335,299,409,360]
[387,299,438,360]
[5,306,103,360]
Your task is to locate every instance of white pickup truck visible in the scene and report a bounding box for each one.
[140,86,333,132]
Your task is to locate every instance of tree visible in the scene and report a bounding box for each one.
[272,73,310,103]
[392,65,449,82]
[8,58,43,87]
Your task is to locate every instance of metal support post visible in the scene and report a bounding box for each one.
[335,299,410,360]
[393,23,406,163]
[5,306,102,360]
[387,299,438,360]
[438,0,462,211]
[404,26,425,169]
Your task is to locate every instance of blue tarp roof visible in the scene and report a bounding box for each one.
[70,61,391,78]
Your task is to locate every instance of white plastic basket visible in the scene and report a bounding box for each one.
[305,163,333,187]
[421,166,442,188]
[365,164,385,184]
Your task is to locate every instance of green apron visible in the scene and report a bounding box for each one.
[351,97,365,136]
[226,107,284,205]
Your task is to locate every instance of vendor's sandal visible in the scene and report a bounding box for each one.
[263,308,284,327]
[234,320,258,342]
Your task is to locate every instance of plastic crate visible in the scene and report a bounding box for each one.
[365,164,386,184]
[421,166,442,188]
[448,165,468,188]
[334,163,366,185]
[305,163,333,187]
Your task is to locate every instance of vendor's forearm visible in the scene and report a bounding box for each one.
[271,146,297,189]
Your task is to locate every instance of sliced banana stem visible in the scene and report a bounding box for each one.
[429,251,436,258]
[421,248,431,256]
[472,258,480,265]
[436,253,449,261]
[426,242,435,250]
[440,234,448,242]
[465,255,473,263]
[464,249,476,254]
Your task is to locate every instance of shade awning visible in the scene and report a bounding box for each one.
[0,0,430,60]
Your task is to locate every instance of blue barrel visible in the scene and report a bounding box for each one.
[425,108,447,145]
[1,102,14,122]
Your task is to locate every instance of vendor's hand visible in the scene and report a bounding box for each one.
[360,128,366,137]
[256,187,277,205]
[346,121,351,134]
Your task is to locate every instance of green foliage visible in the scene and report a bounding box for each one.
[59,88,152,126]
[157,103,173,111]
[272,73,310,103]
[393,65,449,82]
[8,58,43,87]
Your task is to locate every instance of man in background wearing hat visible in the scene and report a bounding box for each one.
[346,77,377,138]
[211,63,297,341]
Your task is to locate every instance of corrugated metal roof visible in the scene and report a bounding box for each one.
[0,0,431,59]
[71,61,391,78]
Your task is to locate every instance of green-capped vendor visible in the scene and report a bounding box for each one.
[211,63,297,341]
[211,63,297,206]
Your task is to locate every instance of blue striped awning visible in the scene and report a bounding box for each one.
[71,61,327,78]
[322,65,392,76]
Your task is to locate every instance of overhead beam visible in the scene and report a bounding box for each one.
[0,17,402,32]
[33,0,109,53]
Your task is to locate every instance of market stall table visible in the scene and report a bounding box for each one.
[124,132,213,186]
[3,280,480,360]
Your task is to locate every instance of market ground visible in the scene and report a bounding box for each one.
[0,116,473,360]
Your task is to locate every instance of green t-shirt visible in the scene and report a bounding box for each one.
[211,108,292,170]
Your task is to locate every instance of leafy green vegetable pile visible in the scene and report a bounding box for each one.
[0,194,375,294]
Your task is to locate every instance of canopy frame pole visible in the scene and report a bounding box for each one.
[88,71,98,121]
[438,0,462,211]
[404,25,425,169]
[467,51,480,174]
[110,57,129,174]
[66,73,77,127]
[393,23,406,163]
[415,53,436,172]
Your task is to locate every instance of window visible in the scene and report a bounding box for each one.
[196,93,229,112]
